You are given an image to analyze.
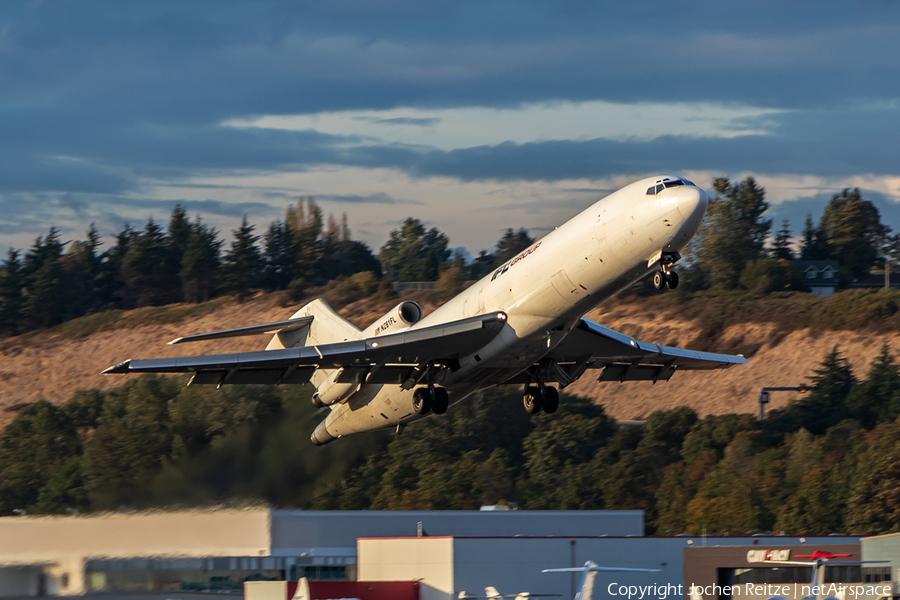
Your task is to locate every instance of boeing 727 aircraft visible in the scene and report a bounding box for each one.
[104,175,748,445]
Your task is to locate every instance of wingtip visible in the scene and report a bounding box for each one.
[167,337,183,345]
[102,360,132,374]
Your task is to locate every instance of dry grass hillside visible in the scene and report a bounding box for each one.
[0,291,895,429]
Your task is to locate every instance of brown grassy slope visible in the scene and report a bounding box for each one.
[0,292,895,429]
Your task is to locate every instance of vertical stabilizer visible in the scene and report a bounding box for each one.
[543,561,660,600]
[485,586,502,599]
[292,577,310,600]
[578,565,597,600]
[266,298,361,350]
[266,298,360,350]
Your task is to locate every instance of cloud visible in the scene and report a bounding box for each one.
[2,0,900,251]
[316,192,421,205]
[355,116,440,127]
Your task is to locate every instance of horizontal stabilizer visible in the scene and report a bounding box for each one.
[542,567,660,573]
[167,316,314,345]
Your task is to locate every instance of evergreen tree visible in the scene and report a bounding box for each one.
[493,228,535,266]
[263,220,295,290]
[324,213,340,250]
[180,218,222,303]
[120,219,176,307]
[61,224,103,320]
[819,188,888,279]
[0,249,25,334]
[847,420,900,533]
[317,240,382,280]
[340,212,351,242]
[799,215,831,260]
[845,342,900,427]
[286,197,324,284]
[785,347,855,435]
[469,250,496,279]
[697,177,772,289]
[221,215,263,299]
[167,204,191,298]
[100,224,134,309]
[23,228,66,329]
[379,218,450,281]
[0,401,81,513]
[771,220,794,260]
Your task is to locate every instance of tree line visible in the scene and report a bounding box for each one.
[0,199,535,335]
[690,178,891,294]
[2,176,897,335]
[2,343,900,535]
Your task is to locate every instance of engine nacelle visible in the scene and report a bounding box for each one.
[312,368,358,407]
[360,301,422,338]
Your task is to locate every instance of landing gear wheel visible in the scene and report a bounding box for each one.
[524,386,544,414]
[665,270,679,290]
[432,387,449,415]
[653,271,666,290]
[413,387,433,415]
[542,386,560,414]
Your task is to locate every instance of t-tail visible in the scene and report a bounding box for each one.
[542,561,660,600]
[762,557,889,600]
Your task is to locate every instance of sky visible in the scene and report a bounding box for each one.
[2,1,900,257]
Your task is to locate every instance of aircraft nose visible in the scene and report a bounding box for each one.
[676,185,708,223]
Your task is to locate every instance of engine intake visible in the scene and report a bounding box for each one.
[360,301,423,338]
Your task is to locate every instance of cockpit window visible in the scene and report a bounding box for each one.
[647,178,694,195]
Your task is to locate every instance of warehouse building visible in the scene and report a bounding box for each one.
[861,533,900,598]
[359,535,867,600]
[0,507,642,596]
[3,506,893,600]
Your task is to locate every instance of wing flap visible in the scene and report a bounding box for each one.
[188,367,317,386]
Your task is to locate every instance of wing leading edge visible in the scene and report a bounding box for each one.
[521,317,747,386]
[102,312,509,386]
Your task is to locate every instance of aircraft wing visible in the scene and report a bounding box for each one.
[535,317,747,385]
[103,312,509,386]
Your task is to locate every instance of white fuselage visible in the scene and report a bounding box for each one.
[312,176,708,444]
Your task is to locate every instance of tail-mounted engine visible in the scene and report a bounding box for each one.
[312,302,423,408]
[360,301,423,338]
[312,368,354,407]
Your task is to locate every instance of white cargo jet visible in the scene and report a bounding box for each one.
[104,175,748,445]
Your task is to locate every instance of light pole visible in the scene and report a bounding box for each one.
[758,386,809,420]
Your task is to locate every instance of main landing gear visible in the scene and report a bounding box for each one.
[523,385,560,415]
[413,386,449,415]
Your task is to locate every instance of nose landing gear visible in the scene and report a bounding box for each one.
[652,251,680,291]
[653,269,679,290]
